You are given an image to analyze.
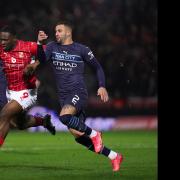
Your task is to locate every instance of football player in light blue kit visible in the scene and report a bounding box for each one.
[37,21,123,172]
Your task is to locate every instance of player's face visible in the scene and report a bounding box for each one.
[0,32,16,51]
[55,25,70,44]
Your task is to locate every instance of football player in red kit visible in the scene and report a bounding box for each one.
[0,25,55,147]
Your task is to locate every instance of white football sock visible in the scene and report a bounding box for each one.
[108,151,117,160]
[89,129,97,138]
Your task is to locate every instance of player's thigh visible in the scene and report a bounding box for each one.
[60,104,77,115]
[60,90,88,115]
[0,100,23,120]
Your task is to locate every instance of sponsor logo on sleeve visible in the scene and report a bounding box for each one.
[88,51,94,60]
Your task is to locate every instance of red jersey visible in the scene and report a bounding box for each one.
[0,40,37,91]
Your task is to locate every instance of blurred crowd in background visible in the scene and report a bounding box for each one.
[0,0,157,111]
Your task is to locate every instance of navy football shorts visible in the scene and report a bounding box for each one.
[59,89,88,114]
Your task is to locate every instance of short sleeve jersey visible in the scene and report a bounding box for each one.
[0,40,37,91]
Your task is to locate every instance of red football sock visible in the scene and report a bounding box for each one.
[0,136,4,147]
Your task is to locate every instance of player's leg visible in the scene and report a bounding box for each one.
[58,91,123,171]
[58,91,103,152]
[59,104,104,153]
[0,100,23,147]
[69,111,123,172]
[26,114,56,135]
[12,111,56,135]
[74,133,123,171]
[7,89,56,135]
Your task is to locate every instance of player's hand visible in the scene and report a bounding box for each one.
[37,31,48,44]
[23,64,35,77]
[97,87,109,103]
[23,61,40,78]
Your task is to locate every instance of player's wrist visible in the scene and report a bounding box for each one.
[99,86,106,90]
[99,85,106,89]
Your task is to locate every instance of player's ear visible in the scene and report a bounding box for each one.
[66,26,72,36]
[67,32,71,37]
[67,30,72,37]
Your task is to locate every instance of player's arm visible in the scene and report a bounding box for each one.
[36,30,53,63]
[37,44,46,63]
[23,31,47,76]
[23,60,40,77]
[83,47,109,102]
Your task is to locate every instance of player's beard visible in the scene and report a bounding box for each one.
[56,35,68,45]
[56,37,62,44]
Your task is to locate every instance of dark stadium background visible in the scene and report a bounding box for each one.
[0,0,157,129]
[0,1,157,179]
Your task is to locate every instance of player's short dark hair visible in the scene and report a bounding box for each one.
[0,25,17,36]
[55,20,74,31]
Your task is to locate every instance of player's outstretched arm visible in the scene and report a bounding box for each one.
[36,30,49,63]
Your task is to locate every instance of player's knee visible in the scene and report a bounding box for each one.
[69,128,84,137]
[59,114,72,126]
[59,114,86,132]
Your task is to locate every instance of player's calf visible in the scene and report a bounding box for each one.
[59,114,87,132]
[16,113,56,135]
[59,114,103,152]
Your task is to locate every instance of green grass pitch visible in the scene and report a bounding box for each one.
[0,130,157,180]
